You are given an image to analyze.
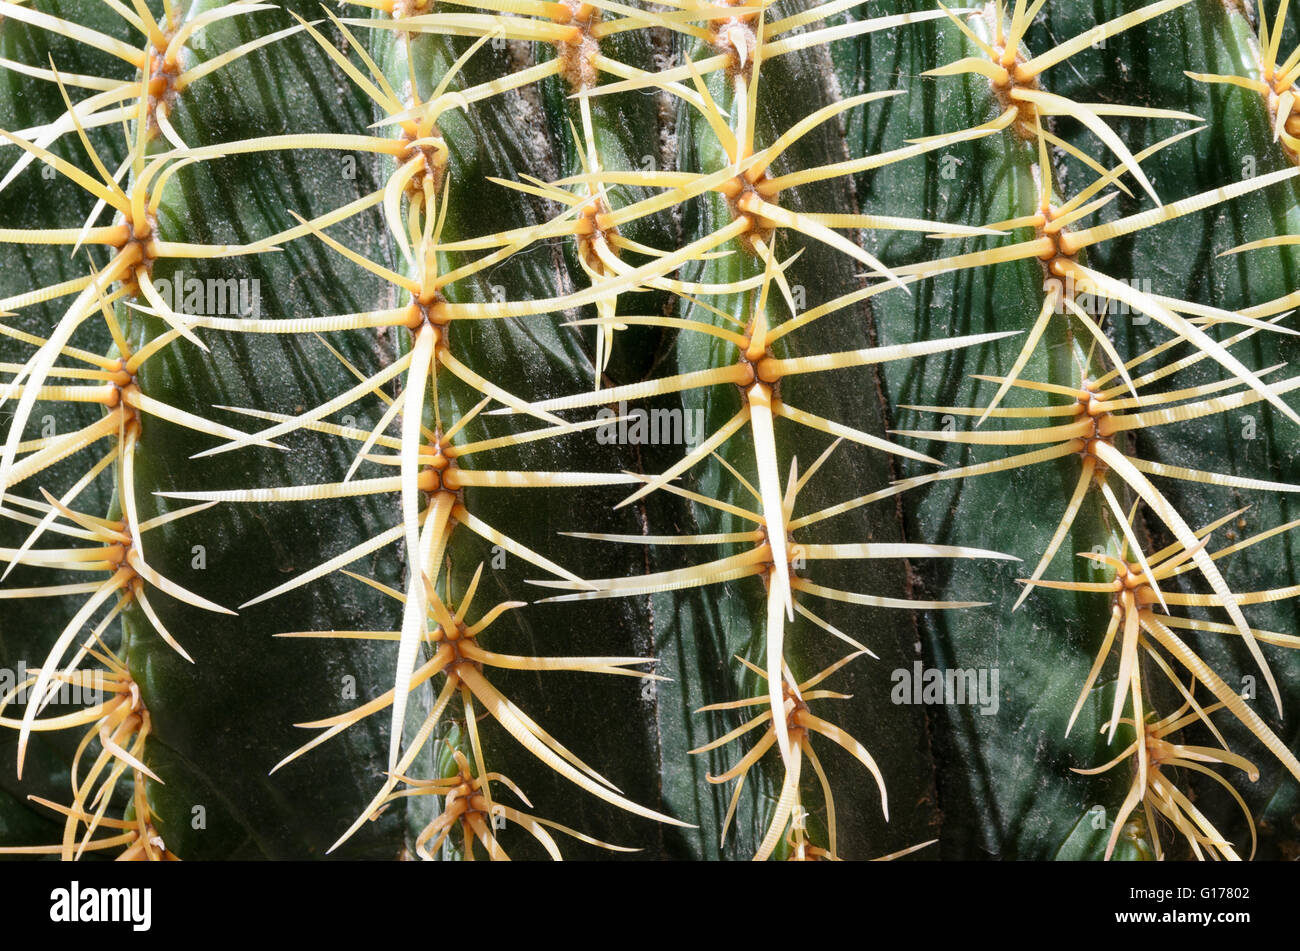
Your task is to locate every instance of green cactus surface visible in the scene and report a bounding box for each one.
[2,0,1300,863]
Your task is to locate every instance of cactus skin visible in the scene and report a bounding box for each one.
[3,0,1300,864]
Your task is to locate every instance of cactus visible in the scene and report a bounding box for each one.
[2,0,1300,863]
